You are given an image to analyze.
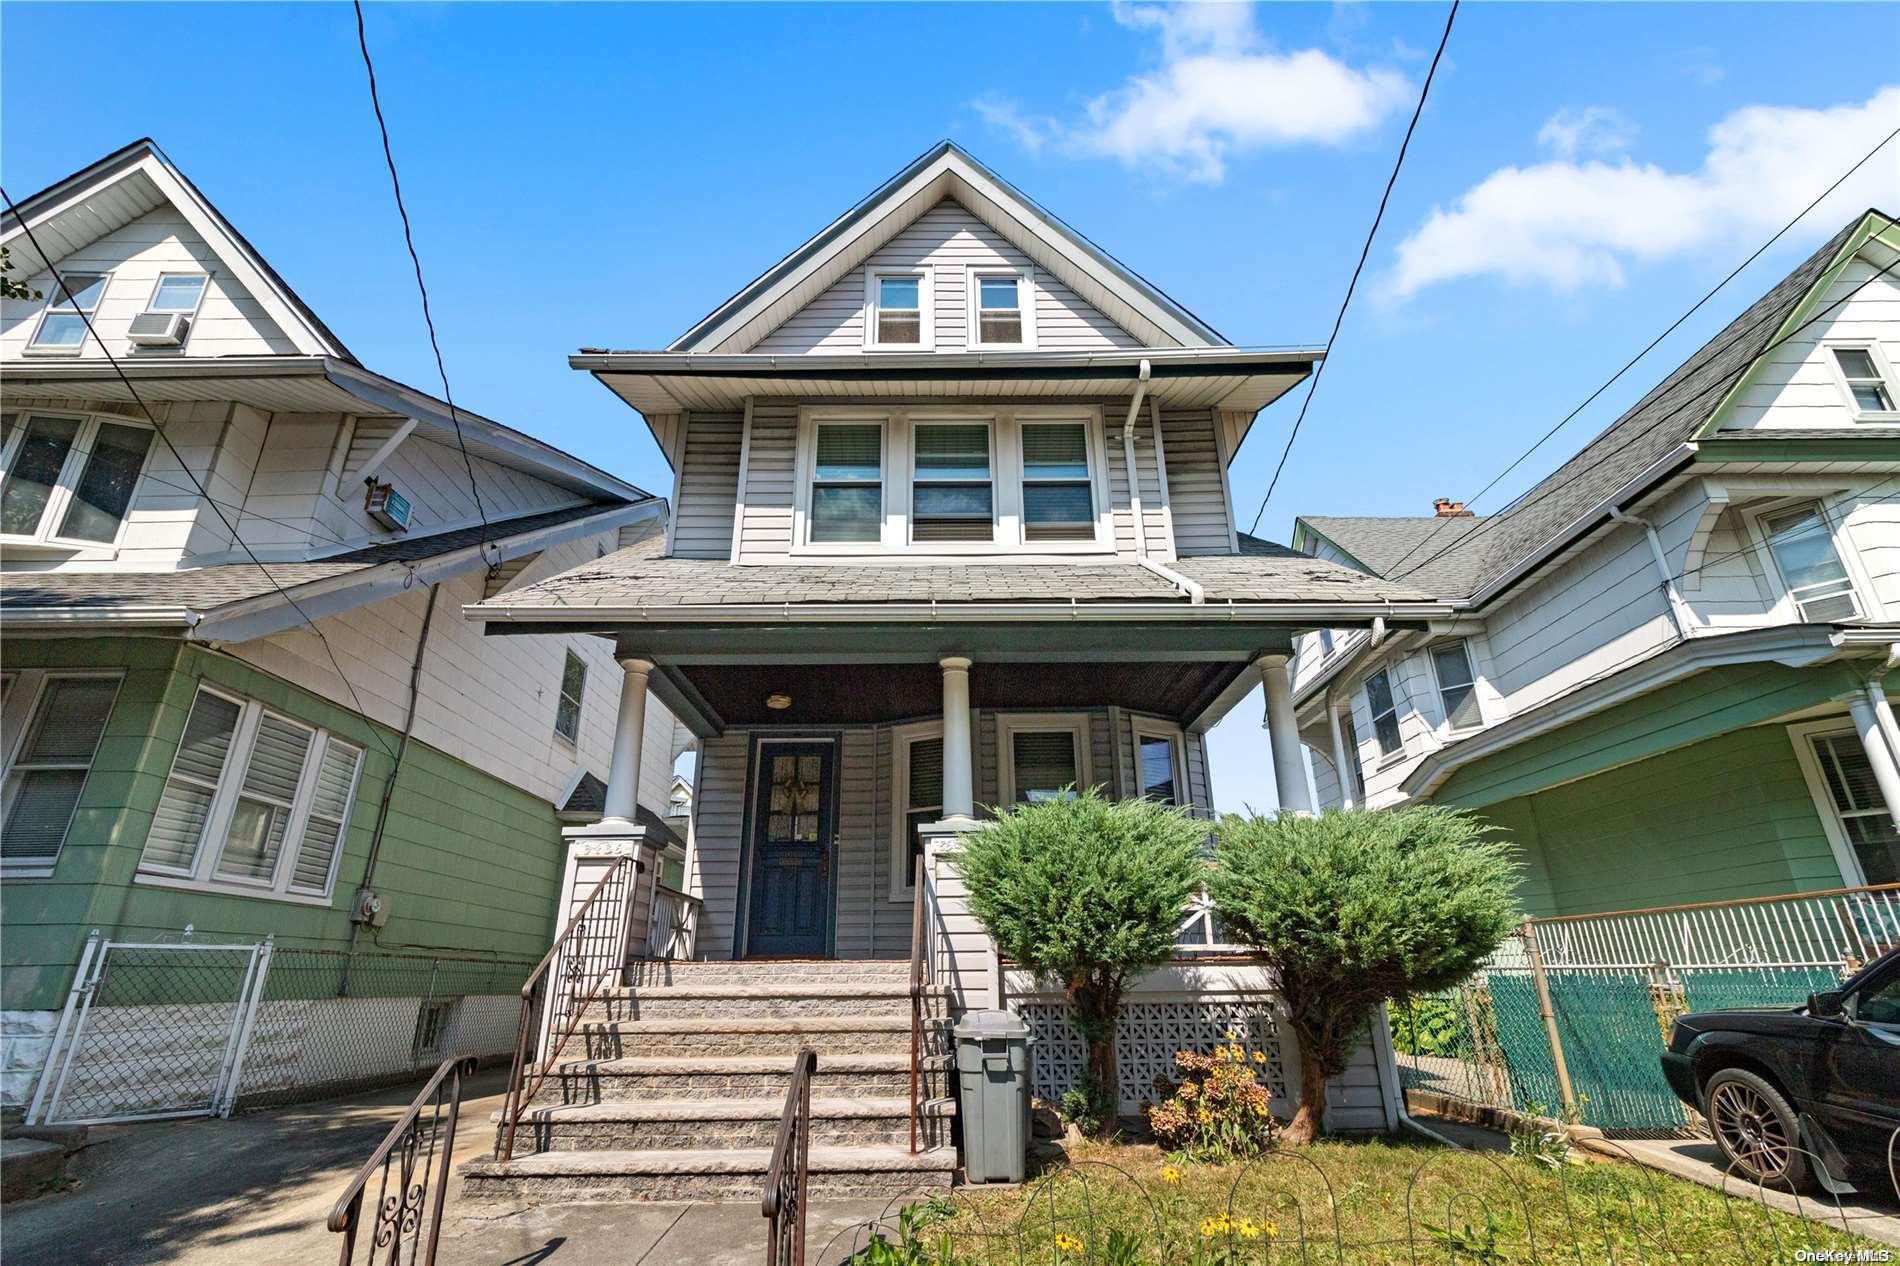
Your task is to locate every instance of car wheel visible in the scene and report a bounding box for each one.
[1704,1068,1810,1191]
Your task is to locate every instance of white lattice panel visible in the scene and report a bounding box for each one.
[1017,997,1290,1114]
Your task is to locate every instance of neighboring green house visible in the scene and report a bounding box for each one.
[1292,209,1900,917]
[0,141,688,1112]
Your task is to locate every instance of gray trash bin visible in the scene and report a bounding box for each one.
[954,1009,1035,1184]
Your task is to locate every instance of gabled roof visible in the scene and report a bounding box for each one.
[2,138,355,362]
[1308,209,1896,603]
[665,140,1228,354]
[1294,515,1487,580]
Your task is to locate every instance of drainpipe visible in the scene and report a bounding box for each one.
[1608,506,1694,639]
[1327,695,1356,810]
[1121,359,1152,558]
[1866,643,1900,773]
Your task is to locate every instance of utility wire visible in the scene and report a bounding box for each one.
[1247,0,1459,537]
[351,0,494,563]
[0,186,403,765]
[1379,135,1900,581]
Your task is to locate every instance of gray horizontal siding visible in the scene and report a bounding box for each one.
[1162,407,1233,556]
[673,410,742,559]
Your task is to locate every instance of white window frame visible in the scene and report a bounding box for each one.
[966,268,1037,349]
[790,405,1112,558]
[908,415,997,545]
[1786,719,1892,887]
[996,712,1093,806]
[1424,638,1486,735]
[1338,709,1368,803]
[1364,667,1404,763]
[889,719,944,901]
[1743,495,1880,624]
[1129,715,1190,808]
[135,686,365,905]
[26,271,108,354]
[1822,342,1900,423]
[863,268,934,351]
[1,670,123,878]
[0,410,159,553]
[554,650,586,745]
[144,272,210,317]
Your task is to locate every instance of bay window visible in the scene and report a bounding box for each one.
[1000,715,1090,804]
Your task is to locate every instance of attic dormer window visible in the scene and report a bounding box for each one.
[29,273,107,350]
[866,270,931,349]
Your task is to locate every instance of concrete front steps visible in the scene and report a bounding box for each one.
[463,960,959,1202]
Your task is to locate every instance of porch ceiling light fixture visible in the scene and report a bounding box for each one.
[766,692,793,710]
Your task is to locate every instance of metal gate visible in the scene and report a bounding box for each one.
[27,934,273,1126]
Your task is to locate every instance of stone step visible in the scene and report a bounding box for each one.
[627,959,913,987]
[577,983,944,1022]
[499,1096,955,1152]
[562,1016,917,1060]
[528,1053,950,1106]
[462,1144,957,1203]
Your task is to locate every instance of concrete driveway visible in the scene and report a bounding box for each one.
[1,1072,898,1265]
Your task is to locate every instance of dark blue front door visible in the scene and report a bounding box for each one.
[745,743,834,957]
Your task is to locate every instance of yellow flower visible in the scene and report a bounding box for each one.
[1262,1220,1280,1239]
[1236,1218,1261,1240]
[1252,1050,1268,1065]
[1229,1044,1245,1062]
[1053,1233,1083,1254]
[1225,1029,1239,1041]
[1199,1215,1232,1237]
[1161,1166,1182,1185]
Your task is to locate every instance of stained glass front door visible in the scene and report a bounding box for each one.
[745,743,834,956]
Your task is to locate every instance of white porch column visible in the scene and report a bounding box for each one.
[1327,696,1356,810]
[1848,693,1900,827]
[1258,655,1314,815]
[940,656,975,819]
[603,657,654,825]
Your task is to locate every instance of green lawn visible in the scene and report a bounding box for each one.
[841,1136,1885,1264]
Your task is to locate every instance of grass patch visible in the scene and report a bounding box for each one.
[843,1136,1885,1264]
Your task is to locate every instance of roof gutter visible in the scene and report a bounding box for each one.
[468,597,1455,626]
[0,606,200,630]
[570,347,1320,375]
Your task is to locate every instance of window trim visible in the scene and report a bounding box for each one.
[1424,638,1486,735]
[908,416,997,545]
[1744,496,1880,624]
[554,650,587,746]
[1822,341,1900,422]
[26,271,108,354]
[134,685,365,904]
[1364,667,1404,763]
[1016,414,1108,548]
[996,712,1093,806]
[144,272,210,317]
[1786,719,1891,887]
[889,719,944,902]
[795,410,891,551]
[863,268,934,351]
[0,409,159,553]
[1129,715,1190,808]
[0,670,123,878]
[966,267,1038,350]
[1337,709,1368,803]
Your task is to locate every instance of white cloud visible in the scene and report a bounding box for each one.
[974,2,1412,184]
[1387,86,1900,299]
[1536,107,1637,160]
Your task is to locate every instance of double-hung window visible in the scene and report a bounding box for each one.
[894,724,943,897]
[1809,732,1900,885]
[0,412,155,546]
[146,273,208,317]
[1132,719,1185,806]
[971,272,1032,347]
[1761,502,1861,622]
[1365,669,1402,758]
[28,272,106,350]
[1019,422,1096,543]
[867,272,929,349]
[911,422,993,543]
[554,651,586,744]
[808,422,884,543]
[1,673,121,873]
[1001,716,1089,804]
[1830,347,1897,417]
[140,685,365,901]
[1429,640,1483,731]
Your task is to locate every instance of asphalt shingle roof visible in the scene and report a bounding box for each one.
[1,502,624,613]
[1297,516,1487,580]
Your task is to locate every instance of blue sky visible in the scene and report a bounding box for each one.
[5,2,1896,810]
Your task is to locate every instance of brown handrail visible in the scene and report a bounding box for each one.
[328,1057,472,1265]
[761,1047,816,1266]
[908,852,927,1155]
[497,854,637,1162]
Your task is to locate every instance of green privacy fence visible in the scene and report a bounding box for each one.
[1394,884,1900,1136]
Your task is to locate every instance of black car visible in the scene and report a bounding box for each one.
[1661,946,1900,1192]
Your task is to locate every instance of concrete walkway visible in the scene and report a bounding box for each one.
[0,1071,903,1265]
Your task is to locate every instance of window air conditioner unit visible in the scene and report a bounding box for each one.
[126,312,190,346]
[365,482,413,532]
[1791,580,1861,624]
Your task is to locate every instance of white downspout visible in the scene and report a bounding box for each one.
[1866,643,1900,775]
[1608,506,1696,639]
[1122,359,1152,558]
[1327,695,1356,810]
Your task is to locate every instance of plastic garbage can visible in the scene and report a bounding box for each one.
[954,1009,1035,1184]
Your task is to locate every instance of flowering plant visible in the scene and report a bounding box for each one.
[1143,1034,1279,1162]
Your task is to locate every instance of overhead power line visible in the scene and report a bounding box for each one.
[1246,0,1460,538]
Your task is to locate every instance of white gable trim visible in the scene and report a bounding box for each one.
[668,143,1224,355]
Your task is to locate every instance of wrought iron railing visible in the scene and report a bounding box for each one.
[328,1057,473,1266]
[761,1048,816,1266]
[647,883,703,961]
[496,853,636,1162]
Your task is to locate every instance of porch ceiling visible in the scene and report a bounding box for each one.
[673,658,1247,728]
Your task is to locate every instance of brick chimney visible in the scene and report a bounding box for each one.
[1433,497,1473,518]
